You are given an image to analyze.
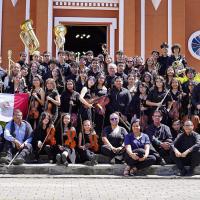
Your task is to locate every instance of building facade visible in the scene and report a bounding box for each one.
[0,0,200,71]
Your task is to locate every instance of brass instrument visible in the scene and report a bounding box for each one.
[172,58,186,75]
[102,43,108,55]
[8,50,15,76]
[20,19,40,55]
[54,24,67,50]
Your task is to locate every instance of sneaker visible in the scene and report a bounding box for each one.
[13,157,25,165]
[56,154,61,165]
[63,161,69,167]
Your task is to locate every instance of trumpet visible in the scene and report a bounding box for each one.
[54,24,67,50]
[20,19,40,55]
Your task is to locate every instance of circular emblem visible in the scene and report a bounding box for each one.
[188,31,200,60]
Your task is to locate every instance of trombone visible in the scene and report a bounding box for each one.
[8,50,15,76]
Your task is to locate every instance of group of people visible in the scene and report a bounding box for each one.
[0,42,200,176]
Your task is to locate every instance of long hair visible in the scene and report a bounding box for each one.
[37,112,52,129]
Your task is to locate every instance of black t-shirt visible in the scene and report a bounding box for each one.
[102,126,128,147]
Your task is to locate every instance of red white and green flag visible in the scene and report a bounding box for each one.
[0,93,29,122]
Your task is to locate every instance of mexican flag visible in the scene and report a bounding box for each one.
[0,93,29,122]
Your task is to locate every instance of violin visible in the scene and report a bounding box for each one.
[45,127,56,145]
[140,101,148,131]
[65,130,76,149]
[29,100,40,119]
[93,96,110,115]
[169,101,181,120]
[89,134,99,152]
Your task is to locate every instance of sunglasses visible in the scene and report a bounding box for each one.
[110,118,118,121]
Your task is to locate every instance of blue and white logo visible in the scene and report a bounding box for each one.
[188,31,200,60]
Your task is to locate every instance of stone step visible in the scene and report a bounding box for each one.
[0,164,200,176]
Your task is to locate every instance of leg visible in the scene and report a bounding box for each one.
[101,145,116,159]
[135,155,156,170]
[170,150,187,175]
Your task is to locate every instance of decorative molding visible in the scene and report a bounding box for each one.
[119,0,124,51]
[141,0,145,60]
[11,0,18,7]
[151,0,162,11]
[53,17,117,59]
[53,0,119,10]
[0,0,3,56]
[48,0,53,56]
[168,0,172,54]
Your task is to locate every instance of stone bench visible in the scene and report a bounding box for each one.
[0,164,200,176]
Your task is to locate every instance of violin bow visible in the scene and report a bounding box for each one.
[156,89,170,111]
[38,126,53,154]
[7,142,25,168]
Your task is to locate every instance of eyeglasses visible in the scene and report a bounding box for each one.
[153,115,161,118]
[184,124,193,127]
[110,118,118,121]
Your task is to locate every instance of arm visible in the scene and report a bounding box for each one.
[47,94,60,106]
[79,87,93,108]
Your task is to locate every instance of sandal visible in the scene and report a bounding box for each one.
[129,167,137,176]
[123,165,131,176]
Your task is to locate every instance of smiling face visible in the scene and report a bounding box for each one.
[183,121,194,135]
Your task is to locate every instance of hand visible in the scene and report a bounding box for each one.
[87,103,93,109]
[181,150,190,158]
[111,146,118,153]
[138,155,147,162]
[156,102,162,107]
[116,146,123,153]
[197,104,200,110]
[174,149,182,157]
[140,106,146,111]
[131,153,139,160]
[58,145,64,151]
[33,93,38,99]
[47,96,53,101]
[14,139,22,150]
[38,141,43,149]
[160,142,170,150]
[85,143,90,149]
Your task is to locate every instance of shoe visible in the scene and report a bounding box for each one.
[129,167,138,176]
[110,158,115,165]
[123,165,131,176]
[90,155,98,166]
[0,156,11,165]
[159,158,166,166]
[56,154,61,165]
[63,161,69,167]
[13,157,25,165]
[186,168,194,176]
[177,168,187,176]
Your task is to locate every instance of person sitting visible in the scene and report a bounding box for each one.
[146,110,173,164]
[101,113,128,164]
[124,118,156,176]
[77,120,98,166]
[56,113,77,166]
[32,112,56,163]
[0,124,4,154]
[0,109,33,165]
[170,120,200,176]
